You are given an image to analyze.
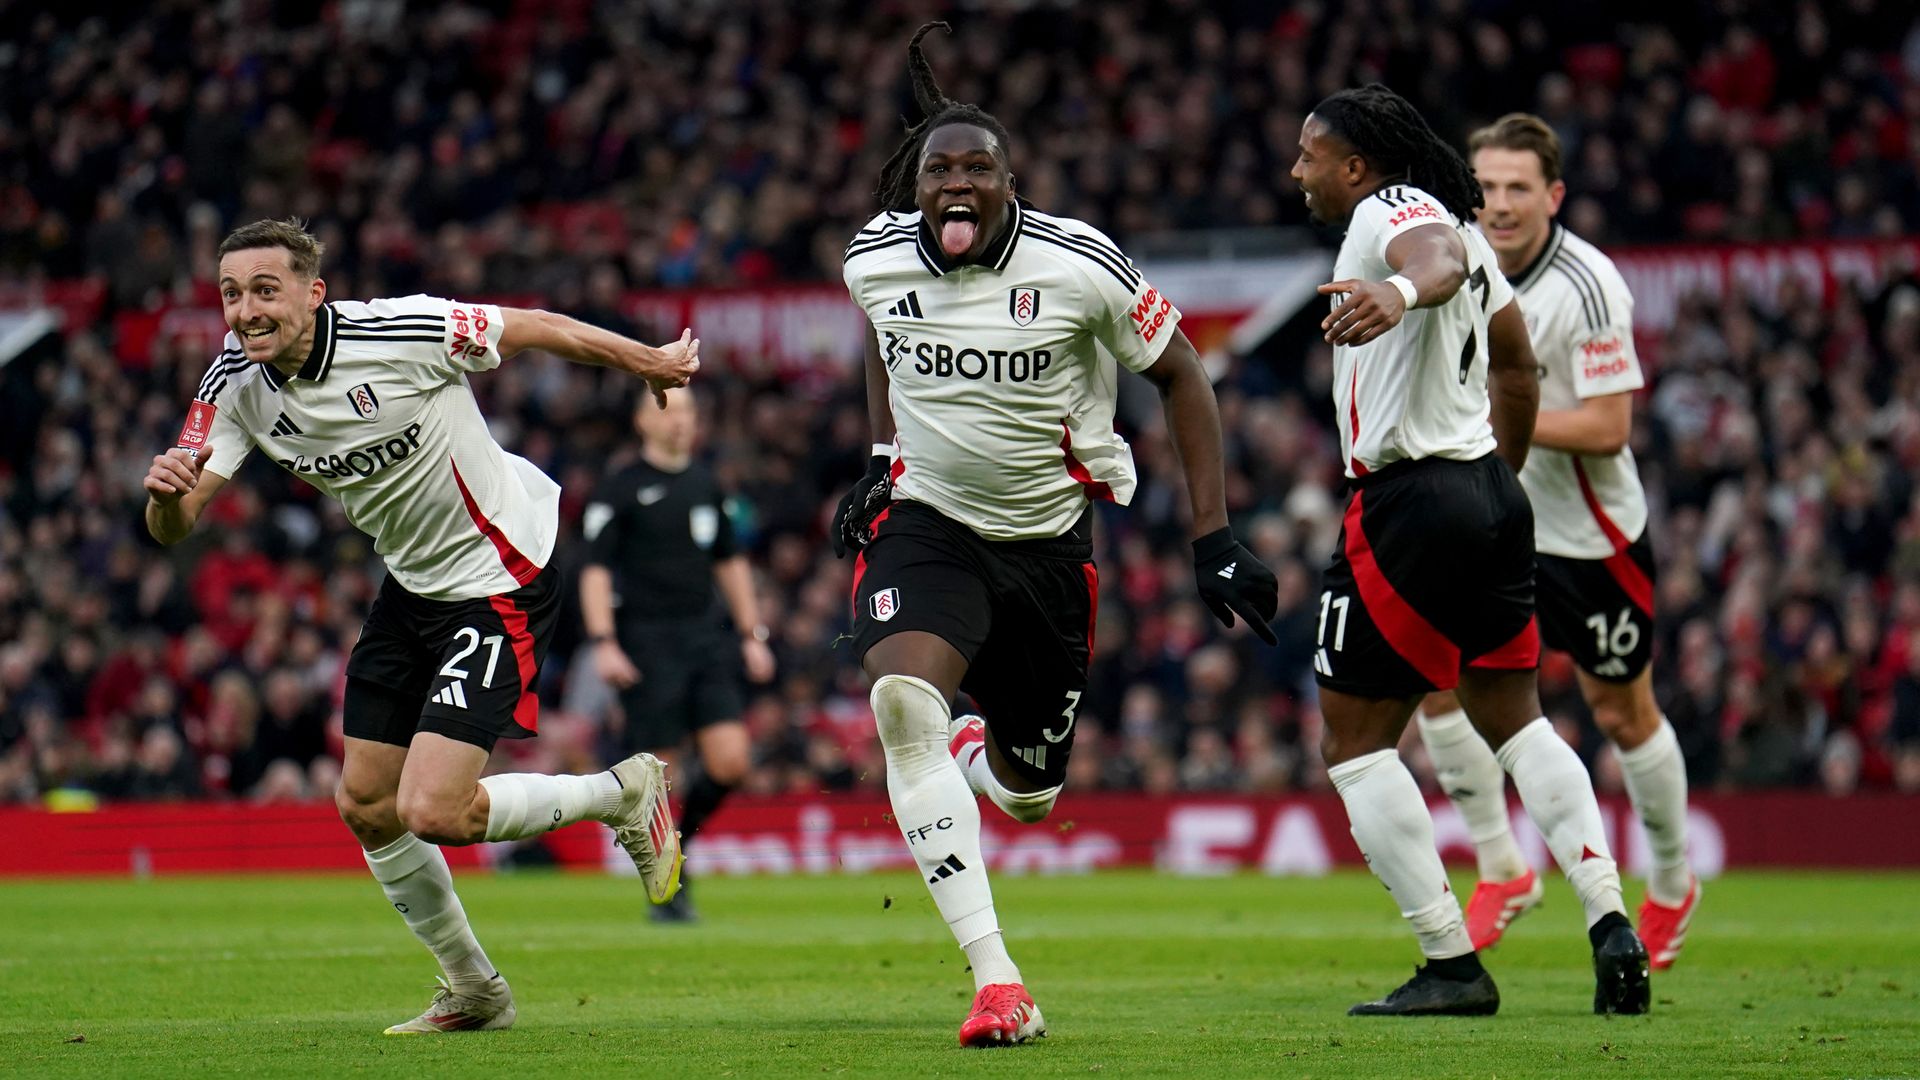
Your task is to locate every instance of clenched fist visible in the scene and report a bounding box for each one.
[633,328,701,408]
[144,446,215,504]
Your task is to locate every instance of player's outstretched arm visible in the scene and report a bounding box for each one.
[143,446,227,545]
[832,320,897,557]
[1141,329,1280,645]
[1486,298,1541,473]
[496,308,699,408]
[1318,223,1467,346]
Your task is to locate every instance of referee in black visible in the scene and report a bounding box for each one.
[580,386,774,922]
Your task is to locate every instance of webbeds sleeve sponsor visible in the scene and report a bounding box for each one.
[1570,332,1643,398]
[1569,281,1643,398]
[442,300,504,376]
[1098,277,1181,373]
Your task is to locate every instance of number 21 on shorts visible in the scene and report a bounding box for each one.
[1314,590,1351,677]
[432,626,505,709]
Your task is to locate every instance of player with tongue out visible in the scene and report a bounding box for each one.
[833,22,1281,1048]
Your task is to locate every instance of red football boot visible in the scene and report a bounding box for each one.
[958,983,1046,1047]
[1638,878,1700,971]
[1464,869,1544,951]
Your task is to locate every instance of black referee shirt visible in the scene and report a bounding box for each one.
[582,459,737,622]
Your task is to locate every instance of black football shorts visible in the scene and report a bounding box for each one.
[851,500,1097,789]
[1537,532,1657,683]
[1314,454,1538,698]
[344,567,560,751]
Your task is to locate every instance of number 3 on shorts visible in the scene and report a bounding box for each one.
[1042,690,1080,743]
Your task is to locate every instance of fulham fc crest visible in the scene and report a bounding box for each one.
[1009,287,1040,327]
[870,587,901,622]
[346,382,380,421]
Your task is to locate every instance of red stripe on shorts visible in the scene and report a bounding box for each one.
[1081,562,1100,655]
[487,594,540,734]
[1469,615,1541,670]
[1572,458,1653,614]
[849,506,893,603]
[1343,489,1459,688]
[451,459,540,587]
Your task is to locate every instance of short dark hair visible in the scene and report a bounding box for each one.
[217,218,325,278]
[1468,113,1564,185]
[873,22,1014,212]
[1312,84,1484,222]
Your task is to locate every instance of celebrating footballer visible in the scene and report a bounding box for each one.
[832,23,1281,1047]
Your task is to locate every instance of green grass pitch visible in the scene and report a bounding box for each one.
[3,869,1917,1077]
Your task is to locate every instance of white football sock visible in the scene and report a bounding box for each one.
[478,770,623,842]
[1329,749,1473,960]
[1617,718,1692,905]
[955,727,1060,825]
[874,675,1018,989]
[1495,718,1625,928]
[364,832,495,988]
[1417,706,1530,882]
[963,931,1022,991]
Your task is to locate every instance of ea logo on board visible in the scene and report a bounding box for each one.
[346,382,380,421]
[870,587,901,622]
[1009,287,1040,327]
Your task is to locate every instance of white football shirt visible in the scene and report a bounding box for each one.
[185,295,559,601]
[843,200,1181,540]
[1502,223,1647,559]
[1329,184,1513,478]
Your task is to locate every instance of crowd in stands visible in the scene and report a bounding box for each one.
[2,2,1920,806]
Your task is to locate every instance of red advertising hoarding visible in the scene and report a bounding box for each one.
[2,792,1913,878]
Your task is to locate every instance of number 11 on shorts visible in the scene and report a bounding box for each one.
[1315,591,1350,676]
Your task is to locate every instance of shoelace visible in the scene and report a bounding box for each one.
[974,985,1027,1019]
[613,818,658,876]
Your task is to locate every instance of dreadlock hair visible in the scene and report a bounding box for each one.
[1312,84,1484,223]
[873,22,1015,212]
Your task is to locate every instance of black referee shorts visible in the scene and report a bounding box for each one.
[1313,454,1538,699]
[344,567,560,751]
[615,615,746,753]
[851,500,1097,790]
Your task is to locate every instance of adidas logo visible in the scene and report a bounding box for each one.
[887,290,924,318]
[269,412,304,439]
[1217,562,1237,580]
[430,682,468,709]
[1593,658,1630,677]
[927,854,967,883]
[1313,647,1332,677]
[1013,745,1047,770]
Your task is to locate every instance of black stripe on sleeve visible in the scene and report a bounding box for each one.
[845,227,915,260]
[195,356,252,402]
[1024,230,1138,290]
[1552,251,1612,327]
[335,316,446,331]
[1026,217,1140,277]
[334,333,444,343]
[1025,221,1141,290]
[1549,260,1602,331]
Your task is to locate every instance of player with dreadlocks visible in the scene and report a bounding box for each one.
[833,23,1279,1047]
[1289,84,1651,1017]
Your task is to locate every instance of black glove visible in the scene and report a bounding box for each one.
[831,454,894,557]
[1192,526,1280,645]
